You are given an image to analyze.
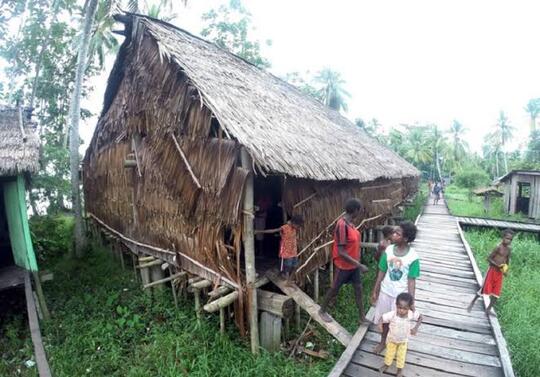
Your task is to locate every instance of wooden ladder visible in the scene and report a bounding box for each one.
[266,270,352,346]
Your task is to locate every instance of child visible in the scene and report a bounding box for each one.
[432,182,442,205]
[375,225,395,266]
[378,292,423,377]
[255,215,304,285]
[467,229,513,315]
[319,198,370,324]
[370,221,420,354]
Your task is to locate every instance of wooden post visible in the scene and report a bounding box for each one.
[328,246,334,285]
[169,267,178,308]
[295,303,301,330]
[138,256,151,295]
[314,267,319,303]
[150,265,165,291]
[259,311,282,352]
[241,148,259,355]
[194,289,201,320]
[220,307,225,334]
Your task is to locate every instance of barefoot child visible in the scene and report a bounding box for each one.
[255,215,304,285]
[378,292,423,377]
[467,229,513,315]
[371,221,420,354]
[375,225,395,267]
[319,198,370,324]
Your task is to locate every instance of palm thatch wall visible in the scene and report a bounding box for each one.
[83,13,419,330]
[0,106,40,176]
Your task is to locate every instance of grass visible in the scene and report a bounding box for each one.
[444,185,530,221]
[465,229,540,377]
[1,216,380,376]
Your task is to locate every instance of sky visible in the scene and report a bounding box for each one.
[82,0,540,154]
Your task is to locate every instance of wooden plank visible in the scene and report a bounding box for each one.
[358,340,503,377]
[364,332,501,366]
[327,308,373,377]
[267,271,351,346]
[24,272,52,377]
[414,300,487,319]
[349,350,466,377]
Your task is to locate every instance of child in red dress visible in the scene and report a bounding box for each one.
[467,229,513,315]
[255,215,304,285]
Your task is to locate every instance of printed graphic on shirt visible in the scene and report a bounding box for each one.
[388,257,405,281]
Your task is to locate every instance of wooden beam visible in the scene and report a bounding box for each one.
[88,213,239,289]
[327,307,374,377]
[24,273,52,377]
[203,291,239,313]
[143,271,187,289]
[241,148,259,354]
[257,289,294,318]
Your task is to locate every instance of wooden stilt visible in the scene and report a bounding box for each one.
[194,289,201,319]
[169,267,179,308]
[314,268,319,303]
[295,303,301,330]
[241,148,259,355]
[150,265,165,291]
[220,307,225,334]
[118,244,125,270]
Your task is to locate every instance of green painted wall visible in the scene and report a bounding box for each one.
[2,176,38,271]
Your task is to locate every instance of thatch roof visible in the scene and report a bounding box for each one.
[106,14,419,182]
[473,187,503,197]
[0,106,40,176]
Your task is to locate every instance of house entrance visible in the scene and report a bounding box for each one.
[516,182,530,215]
[253,175,286,274]
[0,185,15,270]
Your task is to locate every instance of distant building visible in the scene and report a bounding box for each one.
[498,170,540,219]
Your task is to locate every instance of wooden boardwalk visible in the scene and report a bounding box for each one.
[329,200,515,377]
[457,216,540,234]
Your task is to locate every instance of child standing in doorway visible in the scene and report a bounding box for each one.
[255,214,304,285]
[378,292,423,377]
[467,229,513,315]
[370,221,420,354]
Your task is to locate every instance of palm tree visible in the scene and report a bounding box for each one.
[68,0,99,256]
[483,133,502,177]
[449,120,469,166]
[491,111,515,174]
[314,68,351,112]
[524,98,540,134]
[405,126,432,167]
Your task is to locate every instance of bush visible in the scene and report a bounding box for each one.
[29,215,74,265]
[454,169,490,190]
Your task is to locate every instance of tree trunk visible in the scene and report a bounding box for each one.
[495,153,500,177]
[68,0,98,257]
[531,116,536,134]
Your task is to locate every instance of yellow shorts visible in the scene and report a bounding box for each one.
[384,341,408,369]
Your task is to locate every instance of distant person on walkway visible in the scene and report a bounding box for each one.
[432,182,442,205]
[371,221,420,354]
[378,292,423,377]
[374,225,395,268]
[255,214,304,286]
[319,198,369,324]
[467,229,513,316]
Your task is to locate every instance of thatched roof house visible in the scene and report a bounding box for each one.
[0,106,40,176]
[0,105,40,287]
[84,13,419,340]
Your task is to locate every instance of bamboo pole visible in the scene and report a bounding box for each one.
[170,132,202,189]
[143,271,187,289]
[241,148,259,355]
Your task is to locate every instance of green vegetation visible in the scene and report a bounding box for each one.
[444,185,529,221]
[1,216,381,376]
[465,229,540,377]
